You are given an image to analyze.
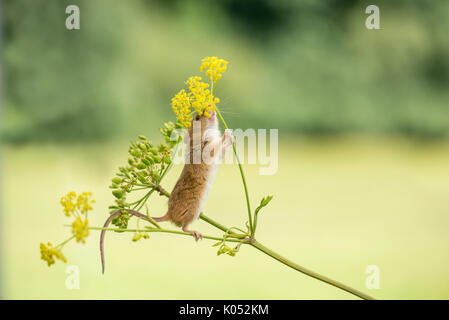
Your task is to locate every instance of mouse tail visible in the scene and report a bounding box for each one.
[152,213,169,222]
[100,209,168,274]
[100,211,119,274]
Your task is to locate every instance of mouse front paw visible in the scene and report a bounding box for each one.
[224,129,235,144]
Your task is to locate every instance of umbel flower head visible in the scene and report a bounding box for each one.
[40,242,67,267]
[171,56,227,128]
[59,191,95,244]
[200,56,228,82]
[171,89,192,128]
[72,216,89,244]
[60,191,95,217]
[40,191,96,267]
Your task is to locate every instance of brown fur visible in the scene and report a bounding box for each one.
[157,114,216,228]
[101,111,231,273]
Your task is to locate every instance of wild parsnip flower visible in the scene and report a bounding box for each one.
[171,76,220,127]
[186,76,219,117]
[200,56,228,82]
[60,191,77,217]
[172,89,192,128]
[60,191,95,217]
[171,57,226,127]
[72,216,89,244]
[76,192,95,214]
[40,242,67,267]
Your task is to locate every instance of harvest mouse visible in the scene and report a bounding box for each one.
[100,109,234,273]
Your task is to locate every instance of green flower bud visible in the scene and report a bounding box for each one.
[149,148,158,155]
[142,158,151,166]
[138,135,147,141]
[129,149,140,158]
[136,163,147,170]
[163,155,171,164]
[112,177,122,184]
[112,190,124,199]
[137,176,147,184]
[145,156,154,164]
[119,167,127,173]
[153,156,161,163]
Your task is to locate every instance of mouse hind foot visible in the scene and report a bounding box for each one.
[182,226,203,241]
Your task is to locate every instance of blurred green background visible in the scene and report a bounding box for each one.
[1,0,449,299]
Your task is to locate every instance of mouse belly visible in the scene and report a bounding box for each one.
[196,163,218,219]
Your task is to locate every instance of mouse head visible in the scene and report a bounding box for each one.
[187,108,218,142]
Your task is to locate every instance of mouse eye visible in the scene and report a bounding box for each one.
[195,115,200,121]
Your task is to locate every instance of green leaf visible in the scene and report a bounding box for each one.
[253,195,273,235]
[255,195,273,216]
[212,241,222,247]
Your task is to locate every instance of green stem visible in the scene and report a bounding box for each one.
[144,185,374,299]
[251,240,375,300]
[55,234,76,249]
[215,108,253,234]
[199,213,232,233]
[90,226,243,243]
[134,189,154,212]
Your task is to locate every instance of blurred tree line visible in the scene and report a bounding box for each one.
[2,0,449,143]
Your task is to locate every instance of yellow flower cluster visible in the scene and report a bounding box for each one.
[40,242,67,267]
[60,191,77,216]
[40,191,96,267]
[61,191,95,244]
[171,89,192,128]
[200,56,228,82]
[171,57,227,128]
[72,216,90,244]
[186,76,219,118]
[171,77,219,128]
[60,191,95,217]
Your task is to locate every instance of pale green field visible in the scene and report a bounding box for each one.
[2,137,449,299]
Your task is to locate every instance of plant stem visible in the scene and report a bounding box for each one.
[146,185,374,299]
[199,213,231,233]
[56,234,76,249]
[90,226,243,243]
[251,240,375,300]
[215,108,253,234]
